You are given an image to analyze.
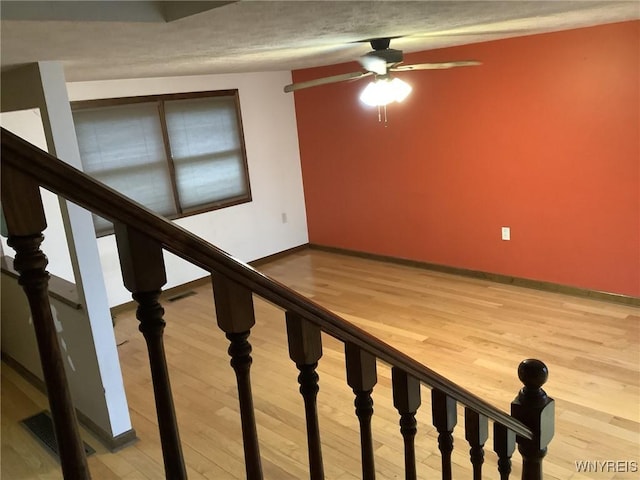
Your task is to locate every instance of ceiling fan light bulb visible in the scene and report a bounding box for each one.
[391,77,412,102]
[359,82,374,106]
[360,81,385,106]
[360,78,412,106]
[359,79,393,106]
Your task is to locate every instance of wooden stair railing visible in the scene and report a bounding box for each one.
[1,127,554,480]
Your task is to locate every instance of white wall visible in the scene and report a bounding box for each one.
[0,109,76,283]
[68,71,308,306]
[1,272,113,437]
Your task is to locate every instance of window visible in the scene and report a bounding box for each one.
[72,90,251,235]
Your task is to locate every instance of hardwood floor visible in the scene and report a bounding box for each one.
[2,249,638,479]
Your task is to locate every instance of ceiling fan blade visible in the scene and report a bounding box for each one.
[416,29,532,37]
[284,71,372,93]
[391,61,481,71]
[358,55,387,75]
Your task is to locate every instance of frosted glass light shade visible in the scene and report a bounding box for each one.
[359,77,412,106]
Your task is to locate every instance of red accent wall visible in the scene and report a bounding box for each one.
[293,21,639,297]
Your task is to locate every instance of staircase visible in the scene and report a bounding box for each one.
[1,127,554,480]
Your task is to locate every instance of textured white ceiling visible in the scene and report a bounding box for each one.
[1,1,638,82]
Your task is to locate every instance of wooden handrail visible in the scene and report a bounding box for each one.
[0,127,533,440]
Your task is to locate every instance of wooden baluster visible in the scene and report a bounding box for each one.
[493,423,516,480]
[114,224,186,479]
[511,359,554,480]
[286,312,324,480]
[2,166,91,479]
[464,409,488,480]
[431,389,456,480]
[391,368,421,480]
[212,273,263,480]
[345,342,377,480]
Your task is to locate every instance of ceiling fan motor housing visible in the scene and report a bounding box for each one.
[364,48,404,65]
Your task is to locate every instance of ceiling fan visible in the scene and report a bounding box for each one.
[283,37,481,95]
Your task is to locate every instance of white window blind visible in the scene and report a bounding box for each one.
[72,91,251,235]
[164,96,248,209]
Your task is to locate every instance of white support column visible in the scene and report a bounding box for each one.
[0,62,134,446]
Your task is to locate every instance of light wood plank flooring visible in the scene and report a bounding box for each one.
[2,249,638,479]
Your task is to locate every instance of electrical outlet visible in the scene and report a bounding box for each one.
[281,212,288,224]
[501,226,511,241]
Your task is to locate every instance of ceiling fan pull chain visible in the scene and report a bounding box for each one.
[375,105,389,125]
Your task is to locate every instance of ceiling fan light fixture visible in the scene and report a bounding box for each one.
[359,77,412,107]
[390,77,412,102]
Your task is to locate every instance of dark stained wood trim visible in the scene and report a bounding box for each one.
[248,244,309,268]
[1,354,138,452]
[110,300,134,317]
[157,100,182,214]
[1,128,534,440]
[70,89,240,110]
[232,90,253,203]
[308,244,640,307]
[96,194,252,238]
[177,194,252,218]
[72,89,253,237]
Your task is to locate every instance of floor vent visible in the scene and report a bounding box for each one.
[20,411,95,461]
[167,290,197,302]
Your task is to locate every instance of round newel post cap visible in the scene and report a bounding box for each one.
[518,359,548,390]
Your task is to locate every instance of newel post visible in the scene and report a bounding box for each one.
[511,359,554,480]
